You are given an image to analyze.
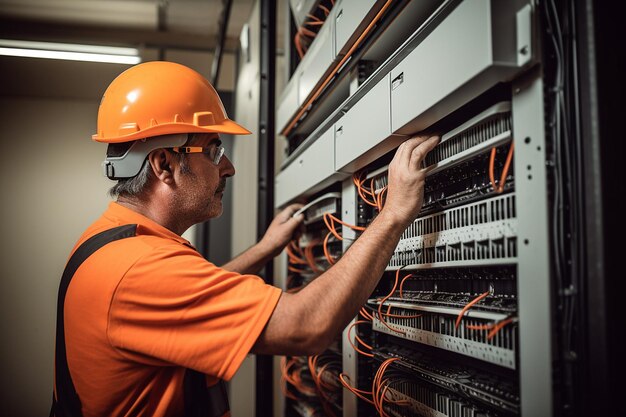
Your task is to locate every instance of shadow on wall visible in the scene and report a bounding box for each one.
[0,97,111,416]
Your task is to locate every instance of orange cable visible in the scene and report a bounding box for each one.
[286,243,307,265]
[353,173,379,206]
[398,273,413,298]
[323,213,343,241]
[294,32,304,58]
[348,320,373,350]
[325,213,366,231]
[377,270,410,335]
[489,142,515,193]
[339,373,375,405]
[380,383,390,417]
[288,265,307,274]
[353,172,376,197]
[354,174,379,208]
[303,240,323,274]
[372,358,400,416]
[360,307,374,321]
[280,357,299,400]
[300,26,316,37]
[487,317,516,340]
[306,13,322,22]
[376,186,388,211]
[466,322,496,331]
[322,231,337,265]
[380,311,422,319]
[500,142,515,189]
[455,291,490,328]
[347,321,374,357]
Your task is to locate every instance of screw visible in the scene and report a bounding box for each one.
[519,45,529,55]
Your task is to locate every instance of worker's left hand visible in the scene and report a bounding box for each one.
[259,204,305,256]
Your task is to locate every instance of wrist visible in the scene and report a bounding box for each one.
[376,208,412,234]
[256,237,280,259]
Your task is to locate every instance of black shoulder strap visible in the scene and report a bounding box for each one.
[50,224,229,417]
[52,224,229,417]
[53,225,138,417]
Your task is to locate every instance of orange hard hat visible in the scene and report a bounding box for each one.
[93,61,251,143]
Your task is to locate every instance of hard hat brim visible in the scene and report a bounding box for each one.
[93,119,252,143]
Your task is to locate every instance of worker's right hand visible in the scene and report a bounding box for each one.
[383,135,440,228]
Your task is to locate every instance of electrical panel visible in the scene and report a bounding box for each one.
[275,0,557,416]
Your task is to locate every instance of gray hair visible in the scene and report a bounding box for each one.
[108,134,199,198]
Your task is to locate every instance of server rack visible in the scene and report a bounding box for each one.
[271,1,601,416]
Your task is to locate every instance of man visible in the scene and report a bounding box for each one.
[53,61,439,416]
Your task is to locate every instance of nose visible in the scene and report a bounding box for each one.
[220,154,235,177]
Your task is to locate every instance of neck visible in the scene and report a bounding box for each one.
[116,195,191,236]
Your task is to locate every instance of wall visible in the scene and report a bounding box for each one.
[0,49,237,415]
[0,96,109,416]
[230,1,261,414]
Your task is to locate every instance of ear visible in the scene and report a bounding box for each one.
[147,149,175,185]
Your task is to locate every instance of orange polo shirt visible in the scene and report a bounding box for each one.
[62,202,282,417]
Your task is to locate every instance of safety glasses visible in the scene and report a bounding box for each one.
[170,145,225,165]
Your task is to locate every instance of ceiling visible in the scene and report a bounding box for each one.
[0,0,287,99]
[0,0,258,52]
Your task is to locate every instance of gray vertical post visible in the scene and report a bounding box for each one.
[512,68,554,416]
[341,177,359,417]
[211,0,234,86]
[257,1,276,417]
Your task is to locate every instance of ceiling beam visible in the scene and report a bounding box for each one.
[0,18,240,53]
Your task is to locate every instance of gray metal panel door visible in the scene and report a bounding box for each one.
[335,74,391,171]
[275,126,336,206]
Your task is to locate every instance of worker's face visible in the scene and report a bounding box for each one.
[175,133,235,221]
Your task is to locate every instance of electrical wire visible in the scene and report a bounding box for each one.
[353,172,379,208]
[317,4,330,16]
[339,373,374,405]
[323,231,337,265]
[489,142,515,193]
[288,265,308,274]
[303,239,323,274]
[377,269,409,335]
[455,291,490,328]
[323,212,366,242]
[347,320,374,357]
[467,316,517,340]
[307,355,339,417]
[287,240,308,265]
[376,186,388,211]
[360,306,374,321]
[398,273,413,298]
[372,358,401,416]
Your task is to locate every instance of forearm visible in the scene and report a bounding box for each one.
[224,204,304,275]
[257,209,407,355]
[221,243,274,275]
[298,210,406,341]
[252,136,438,356]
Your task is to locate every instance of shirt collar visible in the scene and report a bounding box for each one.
[105,202,191,246]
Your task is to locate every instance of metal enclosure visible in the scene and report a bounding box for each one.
[271,0,599,416]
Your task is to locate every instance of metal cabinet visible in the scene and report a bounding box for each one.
[298,18,335,106]
[334,0,377,56]
[276,127,344,207]
[334,74,394,172]
[390,0,523,135]
[277,77,299,134]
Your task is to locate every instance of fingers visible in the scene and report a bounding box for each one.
[410,135,439,169]
[283,203,305,223]
[392,135,434,169]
